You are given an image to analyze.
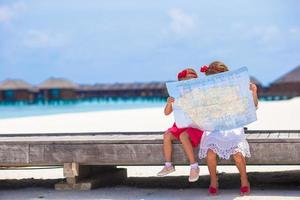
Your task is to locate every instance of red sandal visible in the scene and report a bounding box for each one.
[240,185,250,196]
[208,186,218,195]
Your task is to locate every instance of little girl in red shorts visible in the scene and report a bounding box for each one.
[157,68,204,182]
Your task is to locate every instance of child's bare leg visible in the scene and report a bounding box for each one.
[179,131,199,182]
[233,153,249,187]
[157,131,176,176]
[207,149,218,187]
[163,131,176,162]
[179,132,196,164]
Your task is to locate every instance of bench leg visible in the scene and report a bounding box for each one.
[55,163,127,190]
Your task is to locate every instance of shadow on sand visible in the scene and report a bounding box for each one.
[0,170,299,190]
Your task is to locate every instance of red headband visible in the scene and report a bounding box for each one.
[200,65,208,73]
[177,69,197,79]
[177,70,187,79]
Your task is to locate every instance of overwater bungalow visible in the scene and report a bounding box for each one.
[79,77,265,100]
[37,78,79,101]
[78,82,168,99]
[264,66,300,100]
[108,82,167,97]
[141,82,168,97]
[0,79,35,103]
[78,84,113,98]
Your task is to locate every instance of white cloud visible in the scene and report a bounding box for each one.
[167,8,196,35]
[0,2,26,24]
[22,30,69,48]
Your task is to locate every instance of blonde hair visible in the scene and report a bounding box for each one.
[186,68,197,75]
[178,68,198,81]
[205,61,229,75]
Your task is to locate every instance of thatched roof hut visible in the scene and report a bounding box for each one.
[79,82,166,91]
[266,66,300,98]
[0,79,34,91]
[0,79,35,102]
[273,66,300,84]
[38,78,79,90]
[37,78,79,100]
[78,82,167,98]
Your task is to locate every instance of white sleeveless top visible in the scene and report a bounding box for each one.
[199,127,251,160]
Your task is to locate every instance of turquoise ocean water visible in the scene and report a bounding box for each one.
[0,98,165,119]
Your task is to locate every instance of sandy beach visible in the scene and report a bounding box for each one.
[1,187,299,200]
[0,165,300,200]
[0,97,299,134]
[0,98,299,199]
[0,165,299,200]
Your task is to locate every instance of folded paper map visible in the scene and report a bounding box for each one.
[166,67,257,131]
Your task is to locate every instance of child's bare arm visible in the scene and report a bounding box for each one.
[164,97,175,115]
[250,83,258,108]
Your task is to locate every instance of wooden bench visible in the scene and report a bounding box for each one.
[0,130,299,190]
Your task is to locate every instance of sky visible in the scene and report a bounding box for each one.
[0,0,299,86]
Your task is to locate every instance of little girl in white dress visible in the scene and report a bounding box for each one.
[199,127,251,160]
[199,61,258,196]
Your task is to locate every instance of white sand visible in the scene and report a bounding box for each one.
[0,165,299,199]
[0,98,299,199]
[0,107,172,134]
[247,97,300,130]
[0,97,299,134]
[1,165,300,180]
[1,187,299,200]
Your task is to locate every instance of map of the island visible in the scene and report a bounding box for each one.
[166,67,257,131]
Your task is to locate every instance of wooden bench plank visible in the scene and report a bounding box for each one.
[0,131,300,166]
[1,134,300,144]
[278,133,289,139]
[257,133,269,139]
[36,142,300,165]
[1,142,300,166]
[246,133,261,139]
[0,135,163,144]
[289,132,300,139]
[0,144,29,164]
[268,132,280,139]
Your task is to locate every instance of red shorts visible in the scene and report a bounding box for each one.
[167,123,203,147]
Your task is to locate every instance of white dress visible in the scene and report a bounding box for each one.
[199,127,251,160]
